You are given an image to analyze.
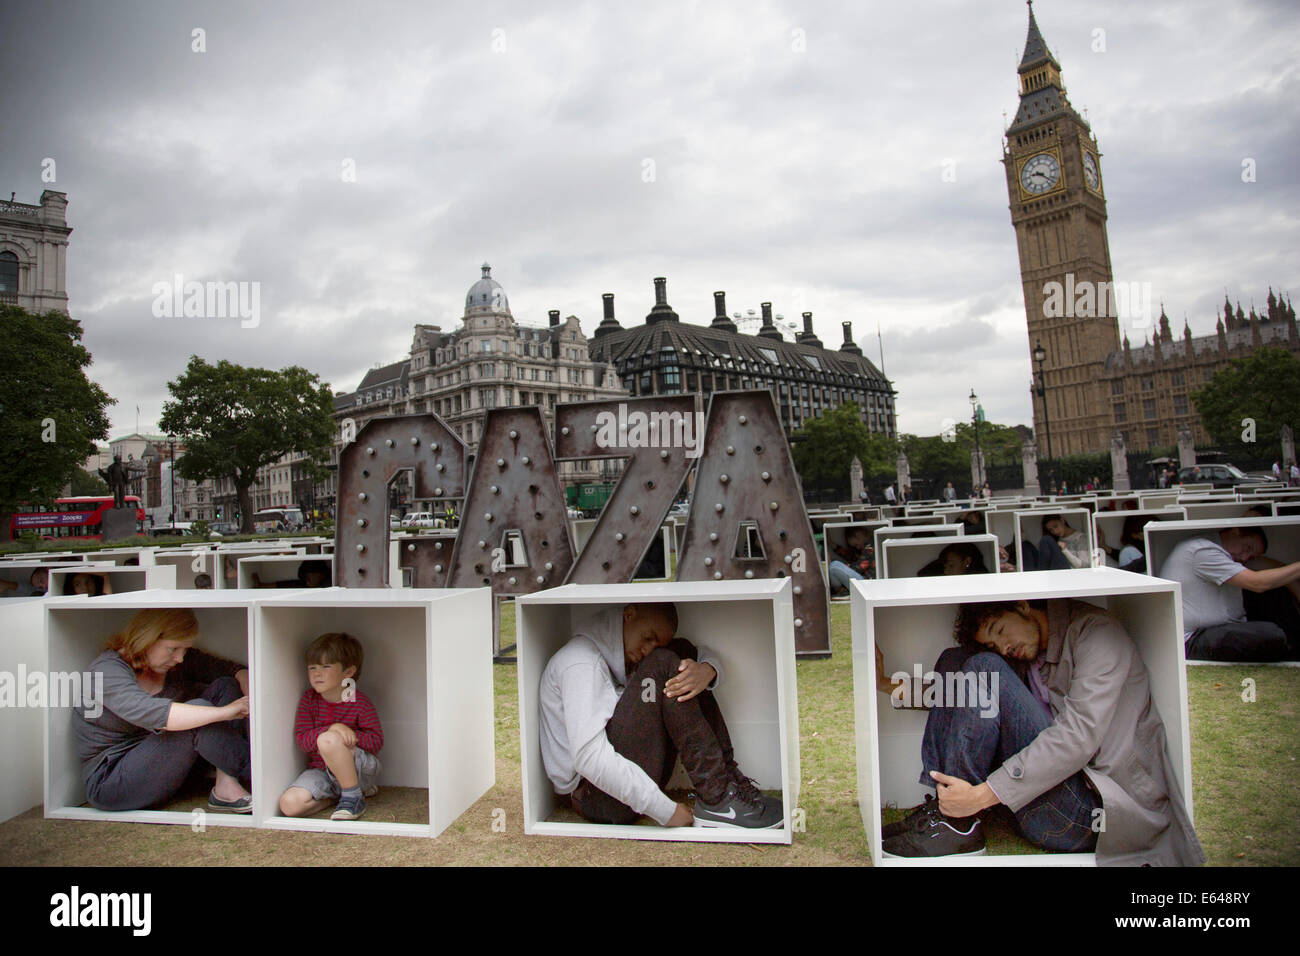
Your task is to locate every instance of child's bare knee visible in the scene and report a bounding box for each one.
[279,788,311,816]
[317,730,343,751]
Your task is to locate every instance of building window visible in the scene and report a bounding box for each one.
[1146,427,1161,447]
[1174,395,1189,416]
[1143,399,1157,419]
[1171,370,1185,386]
[1141,376,1154,392]
[481,341,492,352]
[0,251,19,294]
[639,371,652,393]
[1110,380,1123,395]
[1114,404,1127,423]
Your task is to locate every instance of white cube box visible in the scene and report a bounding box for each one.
[1092,508,1187,567]
[516,580,799,844]
[822,521,890,601]
[253,588,494,838]
[851,569,1194,866]
[48,564,177,596]
[0,597,52,823]
[84,547,158,567]
[881,534,1001,579]
[153,549,222,589]
[1014,508,1095,571]
[873,524,963,579]
[44,589,260,828]
[213,547,303,589]
[236,554,334,590]
[1145,516,1300,580]
[0,560,84,596]
[1179,501,1275,520]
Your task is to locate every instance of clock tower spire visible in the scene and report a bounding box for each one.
[1004,2,1119,457]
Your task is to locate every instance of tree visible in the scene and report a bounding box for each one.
[791,404,895,487]
[159,357,335,533]
[69,467,110,497]
[0,305,113,526]
[1192,347,1300,449]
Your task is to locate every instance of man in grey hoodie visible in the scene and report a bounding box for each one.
[539,602,783,829]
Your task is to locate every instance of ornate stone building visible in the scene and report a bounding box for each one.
[331,264,629,505]
[1004,6,1297,455]
[0,190,72,314]
[587,277,896,438]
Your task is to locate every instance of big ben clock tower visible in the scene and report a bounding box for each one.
[1004,2,1119,457]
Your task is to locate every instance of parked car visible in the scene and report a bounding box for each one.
[1176,463,1271,489]
[401,512,438,528]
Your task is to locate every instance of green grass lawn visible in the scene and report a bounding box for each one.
[1,602,1295,866]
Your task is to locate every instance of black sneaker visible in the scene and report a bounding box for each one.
[880,794,937,840]
[880,798,984,857]
[694,780,784,829]
[330,792,366,821]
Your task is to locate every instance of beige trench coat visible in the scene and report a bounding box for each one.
[984,599,1206,866]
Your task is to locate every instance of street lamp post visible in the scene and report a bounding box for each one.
[1033,341,1053,491]
[969,388,984,493]
[167,434,176,526]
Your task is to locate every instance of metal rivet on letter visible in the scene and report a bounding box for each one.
[407,543,415,552]
[355,544,365,552]
[770,501,779,511]
[738,415,748,425]
[704,557,713,566]
[744,569,754,579]
[714,503,724,512]
[434,563,443,573]
[761,471,771,482]
[720,474,729,483]
[713,571,723,580]
[561,426,570,436]
[794,618,803,627]
[615,532,625,542]
[358,492,367,501]
[521,456,530,465]
[410,437,419,446]
[509,430,518,439]
[496,458,506,467]
[630,505,640,515]
[660,450,669,460]
[508,576,517,586]
[365,446,375,456]
[386,439,395,447]
[793,586,802,595]
[356,518,367,527]
[725,445,735,455]
[484,513,493,521]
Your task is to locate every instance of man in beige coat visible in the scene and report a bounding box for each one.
[880,598,1204,865]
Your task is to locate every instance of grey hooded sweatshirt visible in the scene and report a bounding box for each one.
[538,606,722,825]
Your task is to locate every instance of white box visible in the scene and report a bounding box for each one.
[213,547,303,589]
[236,554,333,590]
[153,549,220,590]
[1145,516,1300,580]
[516,580,799,844]
[84,547,158,566]
[851,568,1193,866]
[1014,509,1096,571]
[44,589,260,828]
[881,534,1001,579]
[0,560,85,596]
[0,597,51,823]
[254,588,493,838]
[1179,501,1275,521]
[822,521,890,600]
[1092,508,1187,567]
[872,524,963,578]
[47,564,177,596]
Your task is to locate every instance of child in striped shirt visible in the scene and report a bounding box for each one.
[278,632,384,821]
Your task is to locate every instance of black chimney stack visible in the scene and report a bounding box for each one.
[839,320,863,355]
[646,277,680,324]
[797,311,823,348]
[594,292,622,338]
[548,309,560,327]
[710,291,738,332]
[758,301,783,340]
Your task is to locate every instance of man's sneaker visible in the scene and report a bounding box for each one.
[880,798,984,857]
[694,780,784,829]
[330,793,366,821]
[880,794,938,840]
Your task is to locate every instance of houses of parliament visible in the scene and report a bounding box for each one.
[1005,3,1297,457]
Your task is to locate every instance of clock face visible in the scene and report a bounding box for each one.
[1020,153,1061,194]
[1082,152,1101,191]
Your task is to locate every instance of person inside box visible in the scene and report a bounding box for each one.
[917,542,990,577]
[1157,526,1300,661]
[1019,514,1089,571]
[1095,515,1148,573]
[828,526,874,596]
[252,559,331,589]
[0,567,49,597]
[69,572,111,596]
[279,632,383,822]
[74,608,253,813]
[540,602,783,830]
[958,511,1016,572]
[874,599,1205,865]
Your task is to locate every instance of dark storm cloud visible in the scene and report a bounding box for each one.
[1,0,1296,439]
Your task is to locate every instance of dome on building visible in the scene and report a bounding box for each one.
[465,262,510,315]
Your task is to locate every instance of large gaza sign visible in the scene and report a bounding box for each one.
[335,391,831,656]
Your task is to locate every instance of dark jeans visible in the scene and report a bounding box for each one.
[1020,536,1070,572]
[919,647,1100,852]
[1186,587,1300,661]
[86,676,250,811]
[571,639,737,824]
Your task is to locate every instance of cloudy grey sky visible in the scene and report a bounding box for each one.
[3,0,1298,440]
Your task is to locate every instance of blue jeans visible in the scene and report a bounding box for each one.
[828,561,864,590]
[1019,536,1071,572]
[919,647,1099,852]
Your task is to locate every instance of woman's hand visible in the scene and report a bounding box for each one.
[665,801,694,827]
[224,696,250,720]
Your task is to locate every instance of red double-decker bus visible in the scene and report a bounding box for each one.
[8,496,146,541]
